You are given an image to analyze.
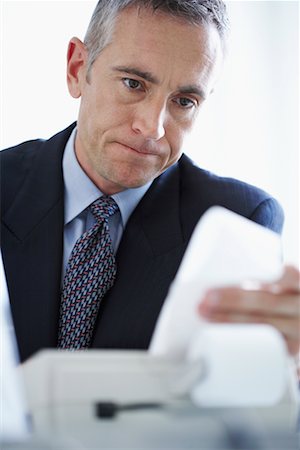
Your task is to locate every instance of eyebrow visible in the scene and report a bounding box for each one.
[112,65,159,85]
[177,85,206,100]
[112,65,206,100]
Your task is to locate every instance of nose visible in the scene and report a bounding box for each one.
[131,98,166,141]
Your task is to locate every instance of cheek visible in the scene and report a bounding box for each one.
[165,124,186,160]
[80,95,127,140]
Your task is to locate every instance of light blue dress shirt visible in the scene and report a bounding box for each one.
[62,127,152,279]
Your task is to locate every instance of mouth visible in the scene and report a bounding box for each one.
[116,141,158,156]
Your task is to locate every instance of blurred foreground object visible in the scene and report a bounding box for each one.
[0,251,29,443]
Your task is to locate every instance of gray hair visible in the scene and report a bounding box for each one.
[84,0,229,75]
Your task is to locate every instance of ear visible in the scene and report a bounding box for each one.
[66,37,88,98]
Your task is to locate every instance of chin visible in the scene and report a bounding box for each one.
[118,178,151,190]
[111,168,159,190]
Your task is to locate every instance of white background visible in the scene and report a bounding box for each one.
[1,0,299,265]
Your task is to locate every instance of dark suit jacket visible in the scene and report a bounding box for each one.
[1,123,284,362]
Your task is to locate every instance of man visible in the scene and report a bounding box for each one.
[1,0,299,364]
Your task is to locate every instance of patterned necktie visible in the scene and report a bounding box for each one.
[58,196,119,349]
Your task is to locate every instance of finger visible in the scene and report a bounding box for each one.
[262,265,300,293]
[201,312,300,355]
[200,287,300,317]
[286,340,300,356]
[201,311,299,339]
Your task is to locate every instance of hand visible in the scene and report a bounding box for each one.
[199,266,300,358]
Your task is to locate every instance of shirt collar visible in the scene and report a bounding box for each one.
[63,127,152,227]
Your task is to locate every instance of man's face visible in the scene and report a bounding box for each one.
[67,7,223,194]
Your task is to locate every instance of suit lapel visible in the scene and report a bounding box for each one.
[1,125,75,361]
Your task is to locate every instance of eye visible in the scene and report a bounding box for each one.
[173,97,197,109]
[122,77,142,90]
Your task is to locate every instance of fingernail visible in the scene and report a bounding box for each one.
[205,290,220,305]
[199,290,220,315]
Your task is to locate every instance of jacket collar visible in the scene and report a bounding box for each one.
[3,124,76,241]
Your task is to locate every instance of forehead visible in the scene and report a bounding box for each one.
[95,7,223,92]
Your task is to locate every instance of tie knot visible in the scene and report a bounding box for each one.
[90,196,119,223]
